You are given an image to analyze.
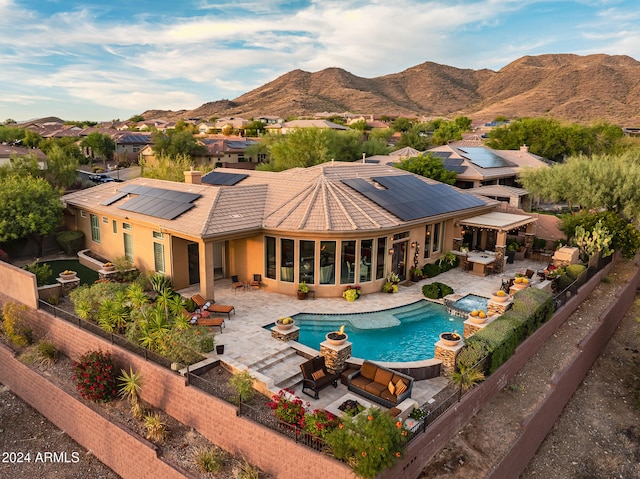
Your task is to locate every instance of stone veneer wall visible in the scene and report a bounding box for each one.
[320,341,352,374]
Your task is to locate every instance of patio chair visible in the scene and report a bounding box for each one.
[525,269,535,279]
[249,274,262,289]
[300,356,339,399]
[231,275,245,293]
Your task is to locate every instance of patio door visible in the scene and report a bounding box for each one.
[391,241,408,281]
[187,243,200,285]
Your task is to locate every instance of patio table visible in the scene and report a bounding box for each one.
[466,252,496,276]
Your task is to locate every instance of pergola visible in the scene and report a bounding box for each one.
[458,211,538,273]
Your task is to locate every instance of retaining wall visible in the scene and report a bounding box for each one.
[384,254,633,479]
[0,292,351,479]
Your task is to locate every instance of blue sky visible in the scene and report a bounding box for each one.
[1,0,639,122]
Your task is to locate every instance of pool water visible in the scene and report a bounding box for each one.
[287,300,465,362]
[450,294,489,313]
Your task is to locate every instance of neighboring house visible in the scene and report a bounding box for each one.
[255,116,283,125]
[426,144,548,210]
[278,120,349,134]
[0,145,47,169]
[195,137,262,168]
[112,132,153,164]
[61,163,539,300]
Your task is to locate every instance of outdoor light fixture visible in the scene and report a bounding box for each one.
[411,242,416,248]
[388,248,395,255]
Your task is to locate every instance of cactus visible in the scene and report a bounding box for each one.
[574,220,613,258]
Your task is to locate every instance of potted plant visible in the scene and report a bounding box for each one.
[342,285,361,302]
[103,262,116,272]
[439,331,462,346]
[326,324,348,345]
[59,269,77,280]
[409,267,423,282]
[468,309,488,324]
[297,281,309,300]
[491,290,509,302]
[276,317,295,330]
[388,272,400,285]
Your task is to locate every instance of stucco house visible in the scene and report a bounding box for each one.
[61,162,536,300]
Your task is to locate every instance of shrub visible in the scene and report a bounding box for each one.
[302,409,340,440]
[21,260,53,286]
[194,446,227,474]
[144,412,168,443]
[149,273,173,294]
[118,366,143,418]
[565,263,586,280]
[325,407,408,479]
[267,389,308,426]
[72,350,118,402]
[450,365,485,392]
[56,230,84,254]
[229,370,255,404]
[233,458,261,479]
[421,282,454,299]
[2,302,32,347]
[36,339,59,367]
[422,263,441,278]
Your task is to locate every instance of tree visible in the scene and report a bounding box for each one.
[0,175,63,256]
[0,154,42,180]
[257,128,331,171]
[394,125,431,150]
[432,120,463,145]
[391,117,414,133]
[43,143,80,189]
[129,114,145,122]
[151,129,205,158]
[394,153,457,185]
[141,152,207,182]
[81,132,115,166]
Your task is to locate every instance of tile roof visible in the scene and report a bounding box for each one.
[64,163,494,240]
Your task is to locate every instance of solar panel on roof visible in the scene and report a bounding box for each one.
[100,191,128,206]
[115,185,201,220]
[458,147,515,168]
[342,175,486,221]
[201,171,249,186]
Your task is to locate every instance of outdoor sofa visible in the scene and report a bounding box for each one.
[346,360,414,408]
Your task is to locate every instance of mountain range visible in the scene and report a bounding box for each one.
[142,54,640,126]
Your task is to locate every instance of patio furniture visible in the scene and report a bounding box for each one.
[300,356,339,399]
[231,275,245,293]
[191,294,236,319]
[249,274,262,289]
[196,317,225,333]
[346,360,413,408]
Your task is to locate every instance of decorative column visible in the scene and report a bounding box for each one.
[271,325,300,342]
[452,237,463,251]
[494,245,506,274]
[487,298,512,316]
[434,341,464,374]
[320,341,352,375]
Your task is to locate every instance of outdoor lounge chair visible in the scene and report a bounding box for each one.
[196,317,225,333]
[300,356,339,399]
[191,294,236,319]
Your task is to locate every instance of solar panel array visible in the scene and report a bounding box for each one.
[101,184,201,220]
[457,147,515,168]
[201,171,248,186]
[342,175,486,221]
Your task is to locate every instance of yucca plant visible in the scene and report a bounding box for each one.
[450,365,485,392]
[118,366,144,419]
[144,412,168,443]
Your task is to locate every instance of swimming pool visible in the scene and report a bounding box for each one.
[287,300,465,362]
[447,293,489,318]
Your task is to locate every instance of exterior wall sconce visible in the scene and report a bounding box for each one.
[461,228,466,236]
[388,248,395,255]
[410,242,416,248]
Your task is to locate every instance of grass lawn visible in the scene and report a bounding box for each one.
[40,259,99,285]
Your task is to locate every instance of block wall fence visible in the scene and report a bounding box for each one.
[0,291,351,479]
[0,254,637,479]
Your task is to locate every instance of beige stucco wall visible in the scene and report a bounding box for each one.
[0,261,38,309]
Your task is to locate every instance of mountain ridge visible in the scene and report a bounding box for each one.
[142,54,640,125]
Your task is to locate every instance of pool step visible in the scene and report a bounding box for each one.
[248,349,307,389]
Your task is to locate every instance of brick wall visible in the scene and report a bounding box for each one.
[0,344,190,479]
[0,292,351,479]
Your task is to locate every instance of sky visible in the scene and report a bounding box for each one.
[1,0,639,122]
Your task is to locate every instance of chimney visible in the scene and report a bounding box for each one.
[520,144,529,153]
[184,168,202,184]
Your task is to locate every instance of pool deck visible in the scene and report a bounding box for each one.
[179,258,548,411]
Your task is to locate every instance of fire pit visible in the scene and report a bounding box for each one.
[338,399,363,414]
